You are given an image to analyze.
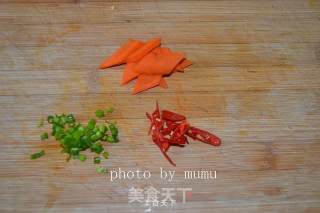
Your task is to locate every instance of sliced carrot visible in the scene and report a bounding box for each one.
[100,39,143,69]
[174,59,193,72]
[124,42,144,63]
[99,38,192,94]
[121,63,139,85]
[127,38,161,63]
[134,47,185,75]
[132,74,162,94]
[159,78,168,88]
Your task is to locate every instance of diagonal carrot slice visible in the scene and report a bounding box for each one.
[134,47,185,75]
[159,78,168,89]
[121,63,139,85]
[100,39,143,69]
[127,38,161,63]
[98,38,192,94]
[132,74,162,94]
[174,59,193,72]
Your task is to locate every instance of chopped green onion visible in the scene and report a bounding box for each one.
[90,134,99,142]
[60,115,67,125]
[53,116,60,124]
[90,143,104,154]
[93,126,99,133]
[30,150,45,160]
[94,156,101,164]
[101,135,108,141]
[33,110,119,171]
[47,115,54,124]
[98,124,107,134]
[102,151,109,159]
[95,109,105,118]
[95,131,103,139]
[66,114,75,123]
[109,123,118,137]
[40,132,49,141]
[113,137,119,143]
[105,107,114,114]
[78,125,85,131]
[70,147,80,155]
[79,154,87,162]
[96,166,107,174]
[87,119,96,130]
[106,135,115,143]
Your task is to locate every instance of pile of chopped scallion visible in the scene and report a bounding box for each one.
[30,108,118,173]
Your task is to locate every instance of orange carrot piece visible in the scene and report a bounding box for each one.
[124,42,144,63]
[134,47,185,75]
[127,38,161,63]
[100,39,143,69]
[132,74,162,94]
[159,78,168,88]
[174,59,192,72]
[121,63,139,85]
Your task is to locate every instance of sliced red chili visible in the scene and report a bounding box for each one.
[146,112,154,135]
[172,122,189,140]
[152,101,161,119]
[170,135,187,145]
[161,120,178,135]
[162,110,186,122]
[160,149,176,166]
[147,102,221,166]
[165,120,176,127]
[186,126,221,146]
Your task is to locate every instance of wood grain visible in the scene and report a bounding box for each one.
[0,0,319,212]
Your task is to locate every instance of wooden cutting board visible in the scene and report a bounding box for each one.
[0,0,319,212]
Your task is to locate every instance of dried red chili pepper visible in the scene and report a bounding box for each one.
[146,102,221,166]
